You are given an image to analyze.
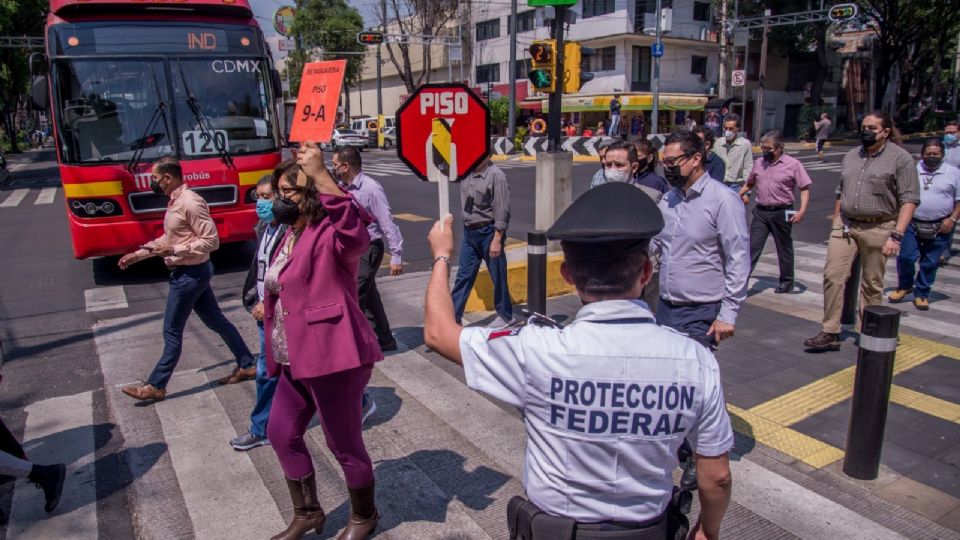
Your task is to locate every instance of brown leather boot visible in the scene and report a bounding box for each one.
[271,473,326,540]
[338,482,378,540]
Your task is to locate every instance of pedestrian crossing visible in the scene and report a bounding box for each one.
[359,159,543,179]
[0,187,60,207]
[749,235,960,340]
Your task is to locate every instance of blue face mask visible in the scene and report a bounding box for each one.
[945,133,958,146]
[255,198,274,222]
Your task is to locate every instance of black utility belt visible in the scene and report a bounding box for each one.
[756,204,792,212]
[465,221,494,230]
[507,496,667,540]
[844,215,895,224]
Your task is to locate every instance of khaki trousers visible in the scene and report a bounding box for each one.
[821,219,895,334]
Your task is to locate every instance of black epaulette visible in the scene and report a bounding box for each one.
[524,312,563,329]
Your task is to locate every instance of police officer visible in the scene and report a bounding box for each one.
[424,182,734,540]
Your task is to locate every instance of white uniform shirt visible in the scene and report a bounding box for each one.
[459,299,734,523]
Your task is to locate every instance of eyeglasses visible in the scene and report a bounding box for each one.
[278,186,303,197]
[661,153,693,168]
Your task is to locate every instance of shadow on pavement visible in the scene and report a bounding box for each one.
[319,449,510,538]
[362,386,401,430]
[92,240,257,287]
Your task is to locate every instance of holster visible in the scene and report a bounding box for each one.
[508,495,672,540]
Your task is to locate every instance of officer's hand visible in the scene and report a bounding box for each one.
[881,238,900,258]
[390,263,403,276]
[706,320,735,342]
[428,214,455,259]
[252,302,264,321]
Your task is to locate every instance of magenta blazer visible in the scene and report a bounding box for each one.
[263,192,384,380]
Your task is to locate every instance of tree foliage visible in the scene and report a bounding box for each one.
[0,0,45,152]
[378,0,460,94]
[488,97,518,135]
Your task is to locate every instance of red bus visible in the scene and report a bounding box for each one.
[33,0,283,258]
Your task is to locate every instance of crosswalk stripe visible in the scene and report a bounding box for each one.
[0,189,29,207]
[9,391,98,537]
[84,286,128,312]
[35,187,57,205]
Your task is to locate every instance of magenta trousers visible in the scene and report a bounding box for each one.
[267,364,374,488]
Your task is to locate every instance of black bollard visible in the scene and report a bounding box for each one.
[527,231,547,316]
[842,305,901,480]
[841,256,861,326]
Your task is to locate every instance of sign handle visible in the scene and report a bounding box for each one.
[438,169,450,232]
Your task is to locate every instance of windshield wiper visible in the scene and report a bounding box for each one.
[177,61,234,168]
[127,68,174,173]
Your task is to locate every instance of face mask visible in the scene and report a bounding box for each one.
[724,130,736,140]
[923,156,943,170]
[663,164,686,189]
[762,150,777,162]
[255,198,274,222]
[860,130,878,147]
[272,196,301,226]
[150,180,164,195]
[603,168,630,183]
[945,134,958,146]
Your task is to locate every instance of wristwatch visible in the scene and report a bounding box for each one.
[431,255,451,270]
[889,230,904,243]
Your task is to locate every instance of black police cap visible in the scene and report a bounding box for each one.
[546,182,664,261]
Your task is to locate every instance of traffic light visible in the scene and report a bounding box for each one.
[356,31,384,45]
[562,42,594,93]
[528,39,557,93]
[828,3,857,23]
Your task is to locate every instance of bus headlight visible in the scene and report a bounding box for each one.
[69,198,123,218]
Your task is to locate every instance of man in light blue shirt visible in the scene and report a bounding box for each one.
[651,131,750,349]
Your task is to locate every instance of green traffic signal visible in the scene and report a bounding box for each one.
[528,69,553,89]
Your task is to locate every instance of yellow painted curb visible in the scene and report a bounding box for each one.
[464,254,575,313]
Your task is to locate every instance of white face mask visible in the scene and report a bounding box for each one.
[724,130,737,141]
[604,168,630,183]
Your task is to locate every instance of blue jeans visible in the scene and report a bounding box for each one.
[249,321,279,437]
[147,261,254,389]
[451,224,513,323]
[609,114,620,137]
[655,298,721,349]
[896,224,951,298]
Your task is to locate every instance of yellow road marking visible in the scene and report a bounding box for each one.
[889,386,960,423]
[63,181,124,198]
[727,404,844,468]
[392,213,432,222]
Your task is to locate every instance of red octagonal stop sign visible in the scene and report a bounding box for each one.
[396,83,491,182]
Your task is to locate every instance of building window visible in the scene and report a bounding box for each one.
[632,46,651,92]
[476,19,500,41]
[691,55,708,76]
[514,58,531,80]
[693,1,711,21]
[585,46,616,72]
[583,0,615,18]
[476,63,500,84]
[508,10,536,33]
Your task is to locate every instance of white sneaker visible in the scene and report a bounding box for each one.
[487,315,516,329]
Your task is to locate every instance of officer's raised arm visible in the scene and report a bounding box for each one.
[425,214,463,364]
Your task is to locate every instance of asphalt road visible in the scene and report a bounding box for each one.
[0,141,914,536]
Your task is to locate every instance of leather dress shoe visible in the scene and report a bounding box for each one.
[774,284,794,294]
[218,366,256,385]
[121,383,166,402]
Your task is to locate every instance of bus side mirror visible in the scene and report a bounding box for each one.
[31,76,48,111]
[270,69,282,98]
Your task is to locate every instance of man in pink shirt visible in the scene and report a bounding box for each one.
[739,130,812,294]
[117,157,255,402]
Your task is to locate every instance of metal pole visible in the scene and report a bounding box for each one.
[841,257,861,326]
[718,0,729,99]
[952,27,960,112]
[527,231,548,315]
[507,0,518,138]
[548,5,566,152]
[742,33,749,126]
[458,0,464,83]
[754,10,769,144]
[376,45,383,116]
[651,0,662,135]
[448,43,454,82]
[843,306,901,480]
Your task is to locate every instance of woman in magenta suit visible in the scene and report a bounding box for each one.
[264,141,384,540]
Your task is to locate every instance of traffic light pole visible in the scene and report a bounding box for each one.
[507,0,518,139]
[376,44,383,116]
[548,5,566,152]
[651,0,662,135]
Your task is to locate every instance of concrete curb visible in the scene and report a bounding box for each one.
[464,251,574,313]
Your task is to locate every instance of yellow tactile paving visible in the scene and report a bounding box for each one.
[889,385,960,424]
[727,405,845,468]
[392,213,432,222]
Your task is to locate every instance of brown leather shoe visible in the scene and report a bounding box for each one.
[338,482,378,540]
[217,366,256,385]
[914,297,930,311]
[272,473,325,540]
[121,383,166,402]
[888,288,912,302]
[803,332,841,351]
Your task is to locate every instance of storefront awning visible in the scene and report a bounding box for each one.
[543,92,710,113]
